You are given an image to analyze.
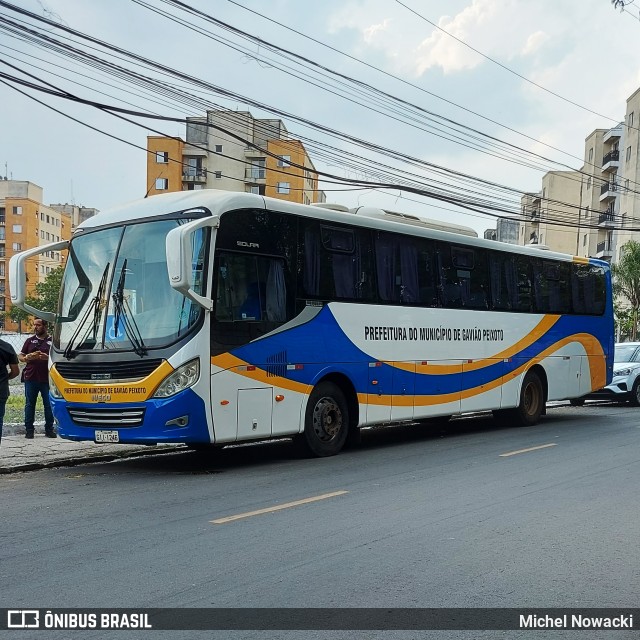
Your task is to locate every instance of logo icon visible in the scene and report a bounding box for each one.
[8,610,39,629]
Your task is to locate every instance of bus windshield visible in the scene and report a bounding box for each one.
[54,218,207,353]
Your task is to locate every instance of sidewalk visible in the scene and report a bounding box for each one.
[0,432,181,473]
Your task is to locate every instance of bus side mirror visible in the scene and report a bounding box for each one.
[166,216,218,311]
[9,240,69,323]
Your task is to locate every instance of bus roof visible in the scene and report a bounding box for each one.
[76,189,606,266]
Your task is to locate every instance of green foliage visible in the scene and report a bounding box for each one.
[8,304,31,333]
[612,240,640,341]
[27,266,64,313]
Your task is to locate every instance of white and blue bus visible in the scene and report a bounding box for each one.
[10,190,613,456]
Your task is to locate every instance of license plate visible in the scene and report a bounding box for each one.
[95,430,119,443]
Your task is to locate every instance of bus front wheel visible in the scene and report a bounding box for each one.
[300,382,349,457]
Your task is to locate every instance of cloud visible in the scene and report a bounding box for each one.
[363,18,390,44]
[522,31,548,56]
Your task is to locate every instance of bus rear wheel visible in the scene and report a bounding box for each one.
[493,370,544,427]
[300,382,349,457]
[514,370,544,426]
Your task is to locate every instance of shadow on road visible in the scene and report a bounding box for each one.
[83,406,589,476]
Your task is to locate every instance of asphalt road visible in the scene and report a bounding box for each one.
[2,402,639,640]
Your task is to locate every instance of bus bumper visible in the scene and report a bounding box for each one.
[51,388,211,444]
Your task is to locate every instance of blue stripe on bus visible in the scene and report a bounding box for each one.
[226,307,611,395]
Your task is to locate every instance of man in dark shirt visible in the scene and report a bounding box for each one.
[19,318,55,439]
[0,337,19,445]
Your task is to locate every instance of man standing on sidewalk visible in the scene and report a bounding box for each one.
[0,336,19,445]
[19,318,56,439]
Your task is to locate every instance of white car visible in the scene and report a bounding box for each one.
[573,342,640,406]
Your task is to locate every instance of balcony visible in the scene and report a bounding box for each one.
[596,240,614,259]
[245,167,266,181]
[530,209,540,221]
[598,210,615,227]
[603,124,623,143]
[182,168,207,182]
[599,181,618,201]
[602,149,620,173]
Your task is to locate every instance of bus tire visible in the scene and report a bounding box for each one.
[301,382,349,457]
[513,370,544,426]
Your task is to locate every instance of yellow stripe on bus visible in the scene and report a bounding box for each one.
[50,360,174,403]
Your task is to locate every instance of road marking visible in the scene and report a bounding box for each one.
[499,443,557,457]
[210,490,348,524]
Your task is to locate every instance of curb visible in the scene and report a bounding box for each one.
[0,444,183,474]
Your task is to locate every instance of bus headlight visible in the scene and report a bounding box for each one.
[153,358,200,398]
[49,374,63,399]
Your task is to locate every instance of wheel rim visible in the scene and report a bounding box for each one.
[312,396,343,443]
[523,381,540,417]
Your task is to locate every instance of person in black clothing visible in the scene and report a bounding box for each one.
[0,337,20,445]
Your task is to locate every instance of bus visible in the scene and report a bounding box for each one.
[9,190,614,457]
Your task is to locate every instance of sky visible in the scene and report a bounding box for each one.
[2,0,640,237]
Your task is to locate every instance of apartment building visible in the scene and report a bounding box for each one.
[0,180,74,330]
[146,110,326,205]
[516,86,640,262]
[49,203,99,229]
[484,217,520,244]
[519,170,583,255]
[612,87,640,262]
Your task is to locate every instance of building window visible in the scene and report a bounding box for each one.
[55,219,59,227]
[583,234,587,247]
[46,215,50,224]
[214,171,222,179]
[214,145,223,153]
[0,228,4,240]
[12,242,21,251]
[46,232,50,240]
[586,177,591,189]
[40,212,44,221]
[626,146,632,163]
[12,224,22,233]
[276,182,290,194]
[625,179,630,191]
[156,151,168,163]
[629,112,634,128]
[12,206,22,215]
[155,178,168,190]
[588,148,593,162]
[41,230,45,239]
[277,155,291,168]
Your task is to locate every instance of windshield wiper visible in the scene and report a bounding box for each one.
[112,259,147,357]
[63,263,110,359]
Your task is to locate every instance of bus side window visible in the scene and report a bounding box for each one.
[416,239,438,307]
[572,264,605,315]
[515,257,533,312]
[489,253,517,311]
[437,245,463,308]
[452,247,488,310]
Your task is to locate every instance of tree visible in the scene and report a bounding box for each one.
[612,240,640,341]
[8,304,31,334]
[26,266,64,313]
